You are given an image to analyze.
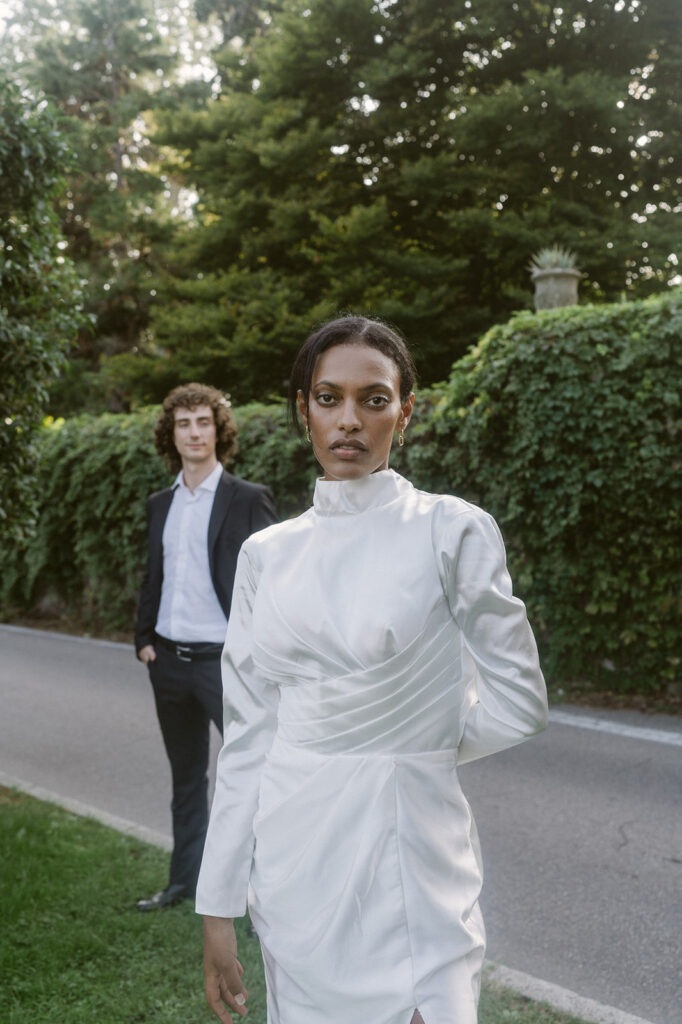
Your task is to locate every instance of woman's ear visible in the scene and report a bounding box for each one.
[399,393,415,431]
[297,389,308,430]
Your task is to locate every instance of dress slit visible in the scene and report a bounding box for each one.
[409,1011,425,1024]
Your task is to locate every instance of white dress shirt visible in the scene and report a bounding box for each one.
[155,462,228,643]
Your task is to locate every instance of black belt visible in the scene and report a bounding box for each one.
[155,635,223,662]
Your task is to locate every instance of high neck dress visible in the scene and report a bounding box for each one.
[196,470,547,1024]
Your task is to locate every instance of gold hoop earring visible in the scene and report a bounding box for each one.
[305,427,312,444]
[398,429,405,447]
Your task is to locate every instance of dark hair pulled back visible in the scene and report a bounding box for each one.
[287,315,417,434]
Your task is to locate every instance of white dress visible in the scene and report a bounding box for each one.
[196,470,547,1024]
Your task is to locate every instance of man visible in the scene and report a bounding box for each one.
[135,382,277,911]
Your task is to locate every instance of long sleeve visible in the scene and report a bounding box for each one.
[437,505,548,765]
[249,484,278,533]
[134,495,163,653]
[195,542,280,917]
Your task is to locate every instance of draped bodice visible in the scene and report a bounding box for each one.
[273,603,475,755]
[245,471,483,756]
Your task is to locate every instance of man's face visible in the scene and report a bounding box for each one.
[172,404,217,467]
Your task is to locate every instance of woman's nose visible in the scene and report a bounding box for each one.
[337,399,362,431]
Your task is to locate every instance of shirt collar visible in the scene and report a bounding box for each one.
[172,462,224,494]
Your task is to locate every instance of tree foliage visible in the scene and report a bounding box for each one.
[103,0,682,406]
[0,77,84,544]
[1,0,188,414]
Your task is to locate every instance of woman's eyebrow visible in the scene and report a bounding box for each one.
[313,380,392,391]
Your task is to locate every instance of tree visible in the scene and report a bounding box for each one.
[104,0,681,406]
[0,77,84,543]
[1,0,188,414]
[193,0,273,41]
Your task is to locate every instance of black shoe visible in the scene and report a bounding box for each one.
[136,884,189,912]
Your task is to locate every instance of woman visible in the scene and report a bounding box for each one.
[196,315,548,1024]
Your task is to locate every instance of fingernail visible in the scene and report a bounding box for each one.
[235,994,246,1005]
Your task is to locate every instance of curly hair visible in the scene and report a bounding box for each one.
[154,383,238,474]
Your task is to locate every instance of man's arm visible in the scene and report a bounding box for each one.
[134,496,161,657]
[248,485,278,534]
[209,478,278,623]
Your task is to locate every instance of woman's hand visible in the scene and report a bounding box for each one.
[203,916,248,1022]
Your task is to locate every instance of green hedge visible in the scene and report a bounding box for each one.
[0,405,319,633]
[425,290,682,692]
[2,290,680,694]
[2,408,167,632]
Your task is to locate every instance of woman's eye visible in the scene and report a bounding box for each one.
[315,392,336,405]
[368,395,389,407]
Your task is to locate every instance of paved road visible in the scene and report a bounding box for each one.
[1,625,680,1024]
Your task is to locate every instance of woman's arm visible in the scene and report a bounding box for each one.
[196,541,279,906]
[438,506,548,764]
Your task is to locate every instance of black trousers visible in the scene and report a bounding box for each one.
[148,644,223,895]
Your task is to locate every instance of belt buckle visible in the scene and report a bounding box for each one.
[175,644,193,663]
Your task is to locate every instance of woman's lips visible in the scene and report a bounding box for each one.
[330,441,367,459]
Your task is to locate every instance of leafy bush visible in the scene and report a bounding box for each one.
[426,290,682,691]
[229,402,318,518]
[2,290,679,695]
[0,405,317,631]
[2,410,167,630]
[0,78,84,544]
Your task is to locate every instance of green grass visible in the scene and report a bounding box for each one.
[1,788,585,1024]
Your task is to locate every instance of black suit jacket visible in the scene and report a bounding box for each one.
[134,470,278,653]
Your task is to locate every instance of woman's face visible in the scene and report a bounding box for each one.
[298,341,414,481]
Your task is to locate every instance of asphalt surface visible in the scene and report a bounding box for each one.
[1,624,680,1024]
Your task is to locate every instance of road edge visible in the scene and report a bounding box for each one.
[485,963,658,1024]
[0,771,172,850]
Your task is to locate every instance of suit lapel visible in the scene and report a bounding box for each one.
[150,489,175,561]
[207,471,236,576]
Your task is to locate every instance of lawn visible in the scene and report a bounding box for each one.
[1,787,585,1024]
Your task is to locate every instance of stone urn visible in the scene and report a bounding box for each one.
[531,267,581,310]
[528,245,581,311]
